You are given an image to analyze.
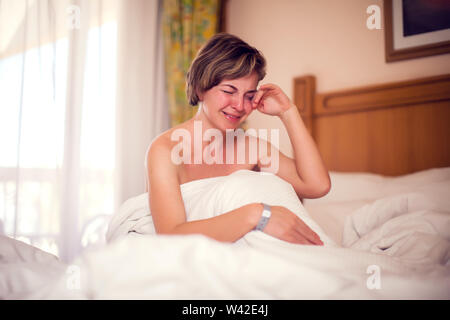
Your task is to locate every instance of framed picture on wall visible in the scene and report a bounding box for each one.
[384,0,450,62]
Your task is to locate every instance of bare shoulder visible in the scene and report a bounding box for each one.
[145,125,191,231]
[146,123,188,165]
[144,129,177,192]
[146,133,170,167]
[145,122,193,188]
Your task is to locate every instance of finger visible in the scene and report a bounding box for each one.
[296,219,322,243]
[306,228,323,244]
[296,221,323,245]
[307,231,323,245]
[285,223,315,245]
[307,236,323,246]
[258,83,278,91]
[255,91,274,111]
[252,85,275,107]
[287,233,309,245]
[252,89,266,108]
[299,233,322,246]
[292,227,318,245]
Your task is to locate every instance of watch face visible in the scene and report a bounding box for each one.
[262,208,271,218]
[261,204,271,218]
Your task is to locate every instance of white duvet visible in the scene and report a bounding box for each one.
[106,170,335,246]
[1,169,449,299]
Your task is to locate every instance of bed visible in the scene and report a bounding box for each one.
[295,73,450,246]
[1,74,449,300]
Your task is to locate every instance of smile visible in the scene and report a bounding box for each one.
[222,111,241,122]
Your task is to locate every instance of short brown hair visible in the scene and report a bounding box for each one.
[186,33,266,106]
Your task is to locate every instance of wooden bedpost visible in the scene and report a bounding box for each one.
[293,75,316,137]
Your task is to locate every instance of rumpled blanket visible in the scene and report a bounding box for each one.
[343,180,450,265]
[106,169,335,246]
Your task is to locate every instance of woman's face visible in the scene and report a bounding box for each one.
[198,72,259,131]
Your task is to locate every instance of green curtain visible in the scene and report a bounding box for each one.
[162,0,220,127]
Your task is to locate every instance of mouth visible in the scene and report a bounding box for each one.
[222,111,242,123]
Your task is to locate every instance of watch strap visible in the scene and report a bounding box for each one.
[255,203,271,231]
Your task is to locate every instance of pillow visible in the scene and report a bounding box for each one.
[305,171,386,204]
[182,170,336,246]
[304,167,450,205]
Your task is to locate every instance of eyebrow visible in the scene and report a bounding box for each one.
[222,84,257,94]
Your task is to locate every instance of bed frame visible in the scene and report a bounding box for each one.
[294,74,450,176]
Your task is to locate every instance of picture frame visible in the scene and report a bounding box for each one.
[384,0,450,62]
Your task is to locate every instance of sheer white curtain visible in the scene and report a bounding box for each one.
[115,0,169,204]
[0,0,168,263]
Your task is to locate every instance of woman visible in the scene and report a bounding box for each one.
[146,33,330,245]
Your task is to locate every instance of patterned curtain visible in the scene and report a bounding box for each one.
[162,0,220,127]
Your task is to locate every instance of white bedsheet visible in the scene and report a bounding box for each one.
[21,233,450,299]
[1,169,449,299]
[0,235,67,299]
[343,184,450,265]
[304,167,450,245]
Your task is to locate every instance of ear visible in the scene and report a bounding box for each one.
[196,89,204,102]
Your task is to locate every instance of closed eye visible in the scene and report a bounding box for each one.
[222,90,234,94]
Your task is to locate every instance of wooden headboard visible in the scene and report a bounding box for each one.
[294,74,450,176]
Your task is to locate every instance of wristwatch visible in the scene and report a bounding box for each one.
[255,203,271,231]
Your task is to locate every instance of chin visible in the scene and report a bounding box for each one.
[222,120,244,132]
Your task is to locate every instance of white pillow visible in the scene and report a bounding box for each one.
[181,170,335,246]
[304,167,450,205]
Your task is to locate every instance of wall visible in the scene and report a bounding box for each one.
[226,0,450,156]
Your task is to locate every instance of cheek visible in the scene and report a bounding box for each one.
[244,99,254,113]
[212,95,232,110]
[203,95,224,112]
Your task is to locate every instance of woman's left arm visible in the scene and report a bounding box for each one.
[252,83,331,199]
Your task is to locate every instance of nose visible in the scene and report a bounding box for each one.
[232,95,245,113]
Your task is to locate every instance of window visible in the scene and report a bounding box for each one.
[0,21,118,260]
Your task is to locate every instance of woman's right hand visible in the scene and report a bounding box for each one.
[262,205,323,245]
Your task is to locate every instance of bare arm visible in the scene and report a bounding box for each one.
[147,139,261,242]
[278,105,330,197]
[146,138,322,245]
[168,204,262,242]
[253,84,331,199]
